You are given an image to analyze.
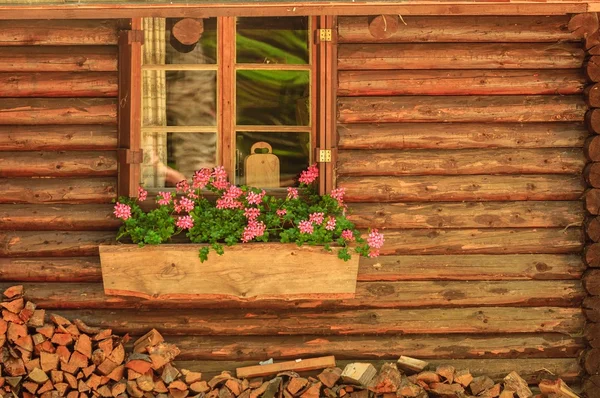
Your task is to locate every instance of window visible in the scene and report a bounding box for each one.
[133,16,331,192]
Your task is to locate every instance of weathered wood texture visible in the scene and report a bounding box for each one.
[0,125,117,151]
[0,151,118,177]
[0,47,118,72]
[0,72,118,97]
[0,178,116,204]
[0,99,117,125]
[0,19,121,45]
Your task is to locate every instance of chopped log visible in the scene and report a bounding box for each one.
[287,377,308,395]
[587,57,600,82]
[74,334,92,359]
[2,298,24,314]
[172,18,204,45]
[337,43,584,70]
[368,363,401,393]
[0,151,118,178]
[299,381,320,398]
[340,363,377,386]
[338,148,585,176]
[435,364,455,384]
[586,84,600,108]
[429,383,465,396]
[338,15,578,43]
[585,163,600,188]
[236,356,336,379]
[584,348,600,376]
[504,371,532,398]
[40,353,58,372]
[28,368,48,384]
[338,96,586,124]
[0,47,117,72]
[397,357,428,374]
[587,109,600,134]
[338,122,587,150]
[0,20,120,45]
[568,13,599,37]
[338,70,585,96]
[584,270,600,295]
[416,371,441,384]
[587,217,600,241]
[317,368,342,388]
[185,371,202,384]
[340,175,584,202]
[367,15,399,39]
[348,201,584,230]
[470,375,495,395]
[0,177,116,204]
[539,378,580,398]
[0,72,117,98]
[454,369,473,387]
[3,285,23,299]
[586,137,600,164]
[133,329,164,353]
[0,99,117,125]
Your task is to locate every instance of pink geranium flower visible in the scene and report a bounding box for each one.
[242,220,266,242]
[244,207,260,221]
[157,191,172,206]
[325,216,336,231]
[176,215,194,230]
[330,188,345,206]
[286,187,299,200]
[113,202,131,220]
[246,190,265,205]
[192,168,211,189]
[341,229,355,241]
[137,186,148,202]
[299,163,318,185]
[298,220,314,234]
[175,197,195,213]
[309,212,324,225]
[367,229,385,249]
[276,209,287,217]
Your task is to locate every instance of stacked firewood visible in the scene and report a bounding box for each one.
[0,285,581,397]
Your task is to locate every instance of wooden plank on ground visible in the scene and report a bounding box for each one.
[0,125,117,151]
[0,177,116,204]
[0,19,120,45]
[0,204,119,231]
[236,356,336,378]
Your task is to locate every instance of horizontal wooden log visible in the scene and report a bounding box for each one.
[586,189,600,214]
[0,46,117,72]
[339,175,585,202]
[50,307,584,335]
[0,19,120,46]
[338,148,585,176]
[337,43,585,70]
[338,96,586,124]
[173,358,582,384]
[358,254,585,281]
[338,15,578,43]
[0,204,119,231]
[0,258,101,282]
[0,177,116,204]
[378,228,582,255]
[337,70,585,96]
[0,231,114,257]
[0,99,117,125]
[0,125,117,151]
[0,151,117,177]
[337,123,588,150]
[168,333,584,361]
[0,279,585,310]
[0,72,118,97]
[347,201,584,229]
[585,270,600,295]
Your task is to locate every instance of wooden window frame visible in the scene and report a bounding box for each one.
[118,15,336,198]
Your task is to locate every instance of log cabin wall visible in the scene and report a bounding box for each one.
[0,14,595,394]
[337,15,591,389]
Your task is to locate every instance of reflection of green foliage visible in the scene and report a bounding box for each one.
[236,30,308,64]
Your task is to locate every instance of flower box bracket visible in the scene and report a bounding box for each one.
[99,243,360,301]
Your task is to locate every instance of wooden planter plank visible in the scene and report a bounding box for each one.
[0,177,116,204]
[168,333,584,360]
[358,254,584,281]
[0,204,120,231]
[0,72,118,97]
[0,125,117,151]
[338,70,585,96]
[339,175,585,202]
[338,43,584,70]
[0,46,118,72]
[337,15,578,43]
[0,151,117,177]
[0,98,117,125]
[338,96,586,124]
[0,19,120,46]
[0,258,101,283]
[347,201,584,229]
[99,244,360,300]
[337,123,587,150]
[338,148,585,176]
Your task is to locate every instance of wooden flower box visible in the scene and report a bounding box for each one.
[99,243,360,300]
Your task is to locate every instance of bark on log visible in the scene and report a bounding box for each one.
[0,46,118,72]
[585,136,600,161]
[568,13,600,37]
[339,175,584,202]
[0,204,119,231]
[583,375,600,398]
[337,96,586,124]
[338,70,585,96]
[168,334,583,361]
[337,148,584,176]
[0,125,117,151]
[174,359,581,384]
[0,99,117,125]
[377,228,582,255]
[586,243,600,267]
[584,296,600,322]
[0,258,101,283]
[585,83,600,107]
[586,57,600,82]
[0,72,118,97]
[338,15,578,43]
[0,151,117,177]
[586,189,600,214]
[358,254,584,281]
[0,20,120,45]
[587,31,600,51]
[584,270,600,295]
[586,217,600,242]
[586,109,600,134]
[586,323,600,347]
[347,201,584,229]
[0,231,114,257]
[584,348,600,375]
[337,123,587,150]
[49,307,584,335]
[585,163,600,187]
[337,43,585,70]
[0,177,116,204]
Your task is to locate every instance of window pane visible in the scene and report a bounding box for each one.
[144,17,217,65]
[236,132,310,187]
[168,132,218,185]
[236,70,309,126]
[166,71,217,126]
[236,17,309,64]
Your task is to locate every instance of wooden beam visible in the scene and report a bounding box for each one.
[0,19,121,45]
[0,177,116,204]
[0,125,117,151]
[0,151,118,178]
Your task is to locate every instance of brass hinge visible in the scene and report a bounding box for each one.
[318,149,332,163]
[317,29,332,42]
[118,148,144,164]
